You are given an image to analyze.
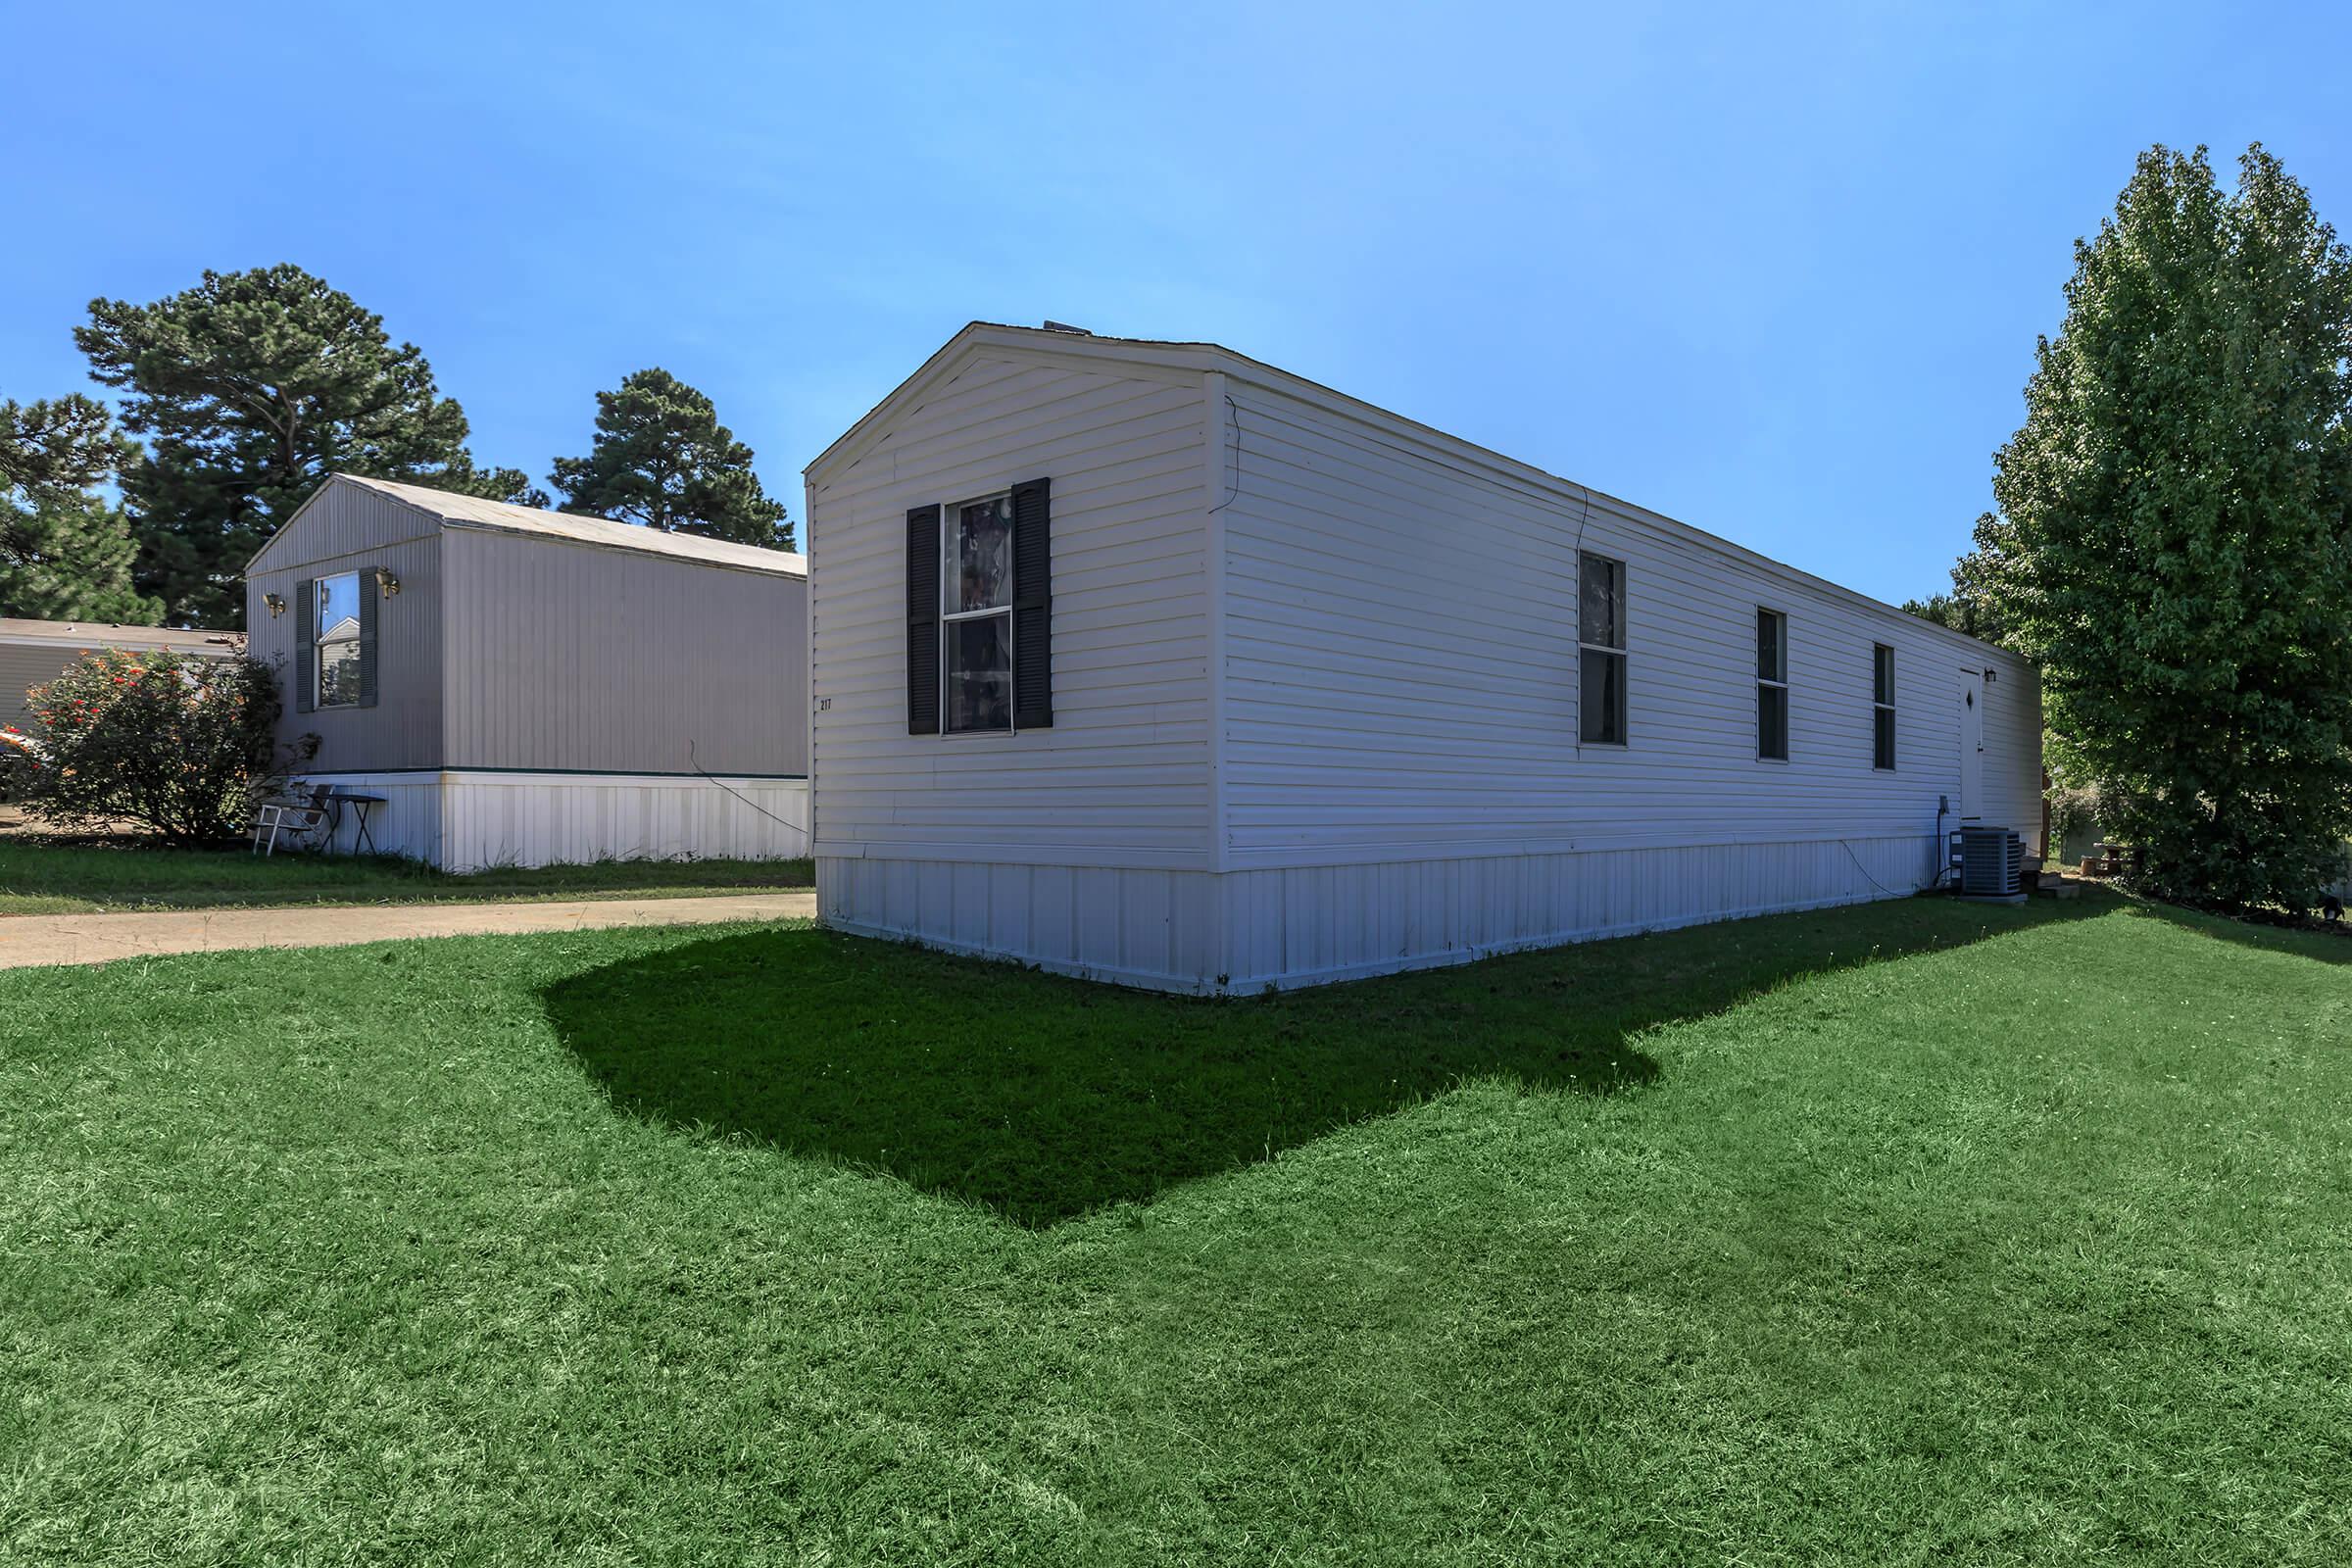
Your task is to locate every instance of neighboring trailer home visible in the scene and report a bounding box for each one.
[245,475,808,870]
[1,617,239,733]
[803,324,2041,994]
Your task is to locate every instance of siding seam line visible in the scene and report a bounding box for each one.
[1203,369,1230,878]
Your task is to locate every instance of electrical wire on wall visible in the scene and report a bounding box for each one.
[1208,394,1242,514]
[1836,838,1907,899]
[689,739,813,854]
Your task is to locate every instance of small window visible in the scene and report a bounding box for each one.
[1756,609,1788,760]
[942,495,1014,733]
[1872,644,1896,769]
[1578,552,1627,745]
[315,571,362,709]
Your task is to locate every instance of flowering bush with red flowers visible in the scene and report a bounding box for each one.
[2,648,306,844]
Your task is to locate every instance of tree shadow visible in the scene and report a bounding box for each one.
[2127,896,2352,965]
[542,892,2114,1228]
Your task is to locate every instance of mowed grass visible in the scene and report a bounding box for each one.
[0,838,812,914]
[2,893,2348,1563]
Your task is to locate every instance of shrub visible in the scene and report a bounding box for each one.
[2,648,301,844]
[2047,780,2103,848]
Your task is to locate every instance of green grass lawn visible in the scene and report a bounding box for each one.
[3,892,2348,1563]
[0,838,812,914]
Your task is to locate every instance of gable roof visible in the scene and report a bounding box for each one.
[808,322,2020,662]
[258,475,807,577]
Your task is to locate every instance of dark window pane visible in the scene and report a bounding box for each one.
[1874,645,1893,706]
[1759,683,1788,760]
[1757,611,1784,681]
[1581,648,1625,744]
[945,614,1012,733]
[1579,554,1623,650]
[1874,707,1896,769]
[950,496,1013,614]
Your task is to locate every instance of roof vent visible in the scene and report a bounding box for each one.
[1041,320,1093,335]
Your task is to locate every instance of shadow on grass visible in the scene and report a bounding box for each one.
[2127,896,2352,966]
[542,890,2119,1228]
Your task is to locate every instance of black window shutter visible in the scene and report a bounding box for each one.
[358,570,381,709]
[1010,476,1053,729]
[294,578,315,715]
[906,505,941,734]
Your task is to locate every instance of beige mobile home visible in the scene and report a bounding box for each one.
[2,618,239,734]
[246,474,808,870]
[803,324,2041,994]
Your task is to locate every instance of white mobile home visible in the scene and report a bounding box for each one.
[804,325,2039,993]
[247,475,809,870]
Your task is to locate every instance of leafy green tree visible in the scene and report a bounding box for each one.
[76,265,535,628]
[1900,548,2013,649]
[550,368,794,549]
[1,488,160,624]
[1970,144,2352,913]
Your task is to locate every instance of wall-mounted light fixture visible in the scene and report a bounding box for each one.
[372,568,401,598]
[1984,667,1998,684]
[265,593,287,617]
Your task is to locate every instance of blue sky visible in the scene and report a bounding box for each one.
[4,2,2342,603]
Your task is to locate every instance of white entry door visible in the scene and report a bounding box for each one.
[1958,669,1984,820]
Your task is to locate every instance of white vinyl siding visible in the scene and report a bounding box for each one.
[807,353,1211,867]
[1216,378,2039,867]
[807,326,2042,993]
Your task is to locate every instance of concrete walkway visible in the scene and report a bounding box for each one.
[0,892,816,969]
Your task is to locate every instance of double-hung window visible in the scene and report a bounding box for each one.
[315,571,363,709]
[1872,644,1896,769]
[1756,609,1788,760]
[1578,552,1628,745]
[906,478,1052,738]
[942,494,1015,734]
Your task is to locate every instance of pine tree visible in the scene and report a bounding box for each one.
[0,487,160,623]
[0,394,118,492]
[76,265,535,627]
[0,393,159,623]
[550,368,794,550]
[1972,144,2352,912]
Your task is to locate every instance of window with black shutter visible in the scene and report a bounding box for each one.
[1009,477,1053,729]
[906,506,942,734]
[908,480,1052,736]
[294,578,316,715]
[1756,609,1788,761]
[1578,552,1627,745]
[1872,644,1896,769]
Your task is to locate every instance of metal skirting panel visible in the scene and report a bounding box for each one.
[280,773,446,862]
[1213,835,1938,992]
[818,833,1945,994]
[289,771,809,871]
[818,856,1225,991]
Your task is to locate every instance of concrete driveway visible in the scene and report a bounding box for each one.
[0,892,816,969]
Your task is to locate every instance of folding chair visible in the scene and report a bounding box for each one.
[252,784,332,857]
